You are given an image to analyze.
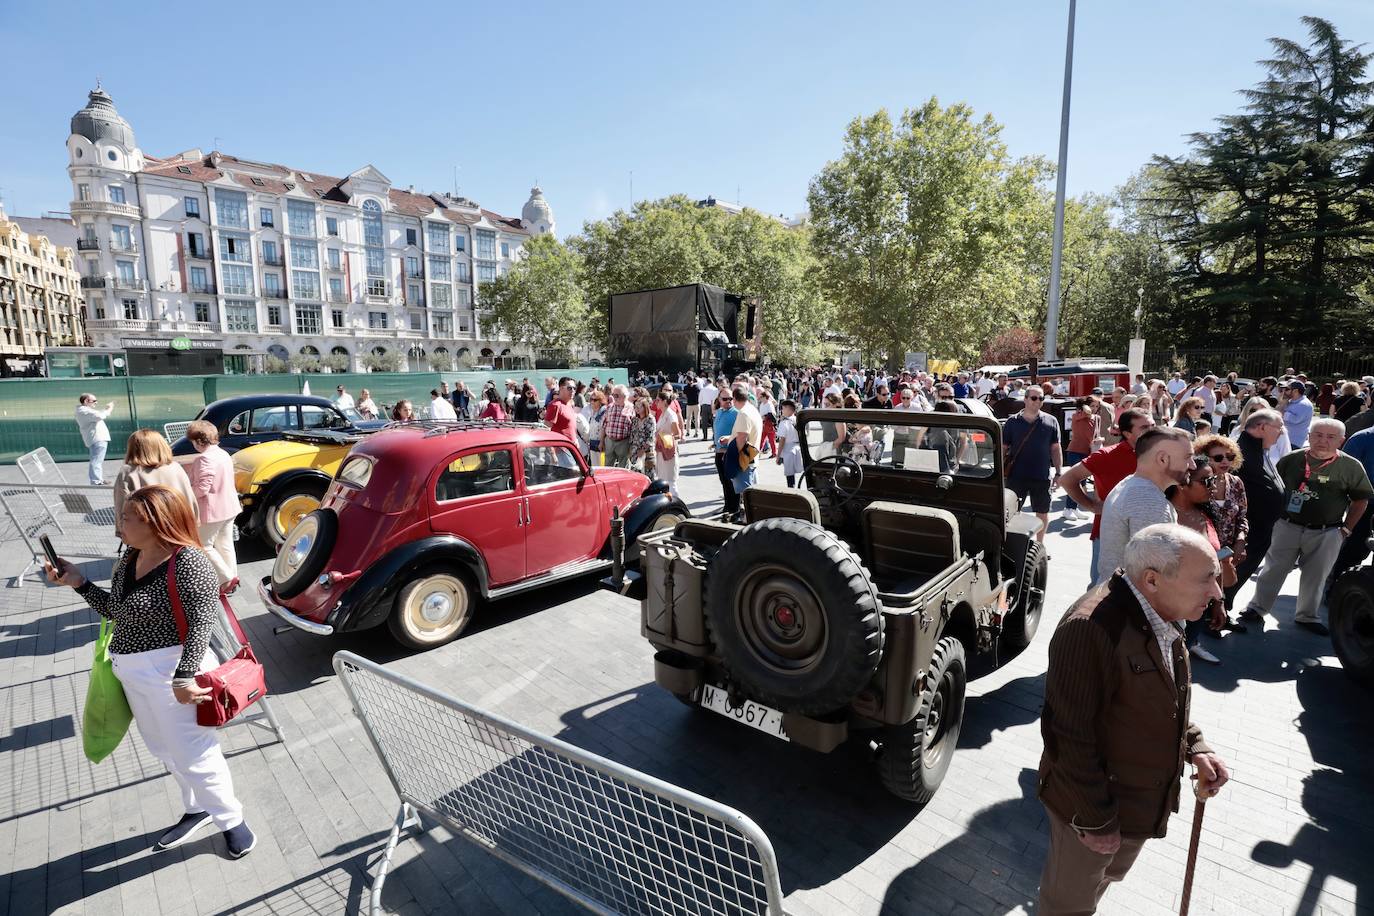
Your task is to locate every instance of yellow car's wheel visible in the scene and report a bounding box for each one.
[266,482,327,545]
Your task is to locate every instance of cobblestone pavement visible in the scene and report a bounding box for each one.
[0,439,1370,915]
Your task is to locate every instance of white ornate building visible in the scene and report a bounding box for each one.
[66,85,555,372]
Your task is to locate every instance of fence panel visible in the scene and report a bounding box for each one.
[0,377,135,464]
[334,651,784,916]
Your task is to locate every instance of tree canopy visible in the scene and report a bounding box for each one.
[479,234,592,353]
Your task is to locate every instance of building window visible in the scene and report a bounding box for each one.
[111,225,132,251]
[328,277,344,301]
[187,232,207,257]
[457,288,471,307]
[122,298,139,320]
[368,311,388,329]
[427,256,450,281]
[434,313,453,336]
[93,300,106,319]
[194,301,210,323]
[409,311,424,331]
[260,208,274,227]
[184,197,200,218]
[116,260,135,283]
[189,266,209,291]
[405,256,419,277]
[408,283,421,303]
[226,301,257,332]
[455,234,466,252]
[292,270,321,300]
[222,233,250,263]
[295,304,322,335]
[366,277,388,297]
[326,217,339,236]
[264,274,281,295]
[476,262,496,283]
[215,189,248,228]
[405,228,417,246]
[262,240,280,264]
[363,200,386,281]
[456,262,469,282]
[221,264,253,295]
[77,184,90,201]
[427,222,449,251]
[287,199,316,237]
[431,285,452,308]
[290,240,319,269]
[267,305,282,326]
[475,229,495,260]
[500,241,510,258]
[109,186,126,204]
[331,308,345,328]
[328,248,341,269]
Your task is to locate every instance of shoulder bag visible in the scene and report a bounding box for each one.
[1002,415,1033,478]
[167,550,268,727]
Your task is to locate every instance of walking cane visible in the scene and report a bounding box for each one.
[1179,770,1208,916]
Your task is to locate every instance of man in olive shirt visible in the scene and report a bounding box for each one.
[1241,417,1373,634]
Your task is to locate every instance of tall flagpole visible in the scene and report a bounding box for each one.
[1044,0,1076,361]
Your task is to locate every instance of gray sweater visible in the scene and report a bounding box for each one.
[1096,475,1176,584]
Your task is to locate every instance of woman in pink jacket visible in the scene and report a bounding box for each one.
[185,420,240,590]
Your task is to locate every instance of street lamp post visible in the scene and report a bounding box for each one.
[1043,0,1077,361]
[1135,286,1144,337]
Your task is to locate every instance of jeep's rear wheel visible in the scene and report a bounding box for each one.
[388,571,474,650]
[1003,541,1048,650]
[704,517,882,716]
[876,636,966,804]
[1329,568,1374,685]
[264,479,329,546]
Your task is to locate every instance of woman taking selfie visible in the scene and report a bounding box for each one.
[47,485,256,857]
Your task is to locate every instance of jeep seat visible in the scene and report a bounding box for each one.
[742,485,821,525]
[861,501,961,585]
[670,518,738,552]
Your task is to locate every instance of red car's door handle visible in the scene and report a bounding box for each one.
[516,500,525,526]
[524,497,531,525]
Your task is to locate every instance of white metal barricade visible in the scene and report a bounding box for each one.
[164,421,193,443]
[333,651,786,916]
[17,446,68,486]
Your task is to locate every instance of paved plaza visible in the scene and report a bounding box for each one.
[0,440,1370,916]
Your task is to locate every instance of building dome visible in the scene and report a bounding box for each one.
[521,185,555,235]
[70,85,136,149]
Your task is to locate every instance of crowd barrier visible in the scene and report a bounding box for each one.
[333,650,785,916]
[0,367,627,463]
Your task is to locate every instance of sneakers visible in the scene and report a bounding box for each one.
[1239,608,1264,623]
[224,821,257,859]
[153,812,213,851]
[1295,620,1330,636]
[1189,644,1221,665]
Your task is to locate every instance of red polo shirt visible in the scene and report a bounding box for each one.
[1081,440,1138,540]
[543,399,578,443]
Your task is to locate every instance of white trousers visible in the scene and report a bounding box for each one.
[110,645,244,830]
[198,518,237,585]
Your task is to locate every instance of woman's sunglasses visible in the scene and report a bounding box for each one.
[1207,453,1232,463]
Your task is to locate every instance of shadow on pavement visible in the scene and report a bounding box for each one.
[959,673,1045,750]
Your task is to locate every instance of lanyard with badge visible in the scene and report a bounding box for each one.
[1288,452,1338,514]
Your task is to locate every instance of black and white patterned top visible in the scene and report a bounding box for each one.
[76,547,221,678]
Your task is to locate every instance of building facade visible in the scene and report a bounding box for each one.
[66,86,553,373]
[0,203,87,371]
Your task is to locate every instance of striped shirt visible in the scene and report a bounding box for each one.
[1122,574,1183,683]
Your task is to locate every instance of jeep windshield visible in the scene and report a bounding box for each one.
[798,409,997,478]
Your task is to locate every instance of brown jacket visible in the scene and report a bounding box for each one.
[1037,573,1212,839]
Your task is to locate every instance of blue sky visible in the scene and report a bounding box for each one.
[2,1,1370,237]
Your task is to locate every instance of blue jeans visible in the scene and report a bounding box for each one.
[732,465,757,495]
[88,440,108,485]
[1064,451,1089,509]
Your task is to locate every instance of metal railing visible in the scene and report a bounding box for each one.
[164,421,192,443]
[80,277,106,289]
[333,651,784,916]
[76,238,100,251]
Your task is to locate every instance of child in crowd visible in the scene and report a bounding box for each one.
[776,399,804,487]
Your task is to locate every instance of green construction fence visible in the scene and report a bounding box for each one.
[0,367,628,463]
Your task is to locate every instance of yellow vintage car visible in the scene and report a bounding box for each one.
[233,429,371,544]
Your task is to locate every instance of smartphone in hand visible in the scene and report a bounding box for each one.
[39,534,61,569]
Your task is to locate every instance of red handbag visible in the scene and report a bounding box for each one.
[167,550,268,727]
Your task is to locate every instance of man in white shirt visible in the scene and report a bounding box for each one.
[1166,372,1188,398]
[975,373,996,397]
[334,385,355,411]
[429,389,458,420]
[729,386,764,518]
[823,377,843,401]
[697,378,719,441]
[75,393,114,485]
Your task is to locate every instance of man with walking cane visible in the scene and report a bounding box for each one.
[1036,524,1231,915]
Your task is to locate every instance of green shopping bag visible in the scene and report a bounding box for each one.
[82,618,132,763]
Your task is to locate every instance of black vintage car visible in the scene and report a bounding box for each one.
[169,394,386,456]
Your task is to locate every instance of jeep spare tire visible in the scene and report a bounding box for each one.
[271,508,337,600]
[704,517,883,715]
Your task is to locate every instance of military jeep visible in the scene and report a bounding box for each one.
[608,408,1048,803]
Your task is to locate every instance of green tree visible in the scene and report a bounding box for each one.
[807,100,1046,367]
[479,234,591,352]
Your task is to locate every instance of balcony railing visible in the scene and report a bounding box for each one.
[187,248,212,260]
[189,283,216,294]
[86,318,159,332]
[113,279,146,292]
[328,292,349,304]
[109,241,138,253]
[262,255,284,266]
[71,200,141,219]
[76,239,100,251]
[262,290,287,299]
[325,261,344,272]
[80,276,106,289]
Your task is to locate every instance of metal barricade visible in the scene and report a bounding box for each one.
[333,651,785,916]
[164,421,193,443]
[17,446,68,486]
[0,481,118,584]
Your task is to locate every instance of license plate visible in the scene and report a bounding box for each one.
[699,684,788,742]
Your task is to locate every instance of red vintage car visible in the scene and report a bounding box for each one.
[256,420,689,649]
